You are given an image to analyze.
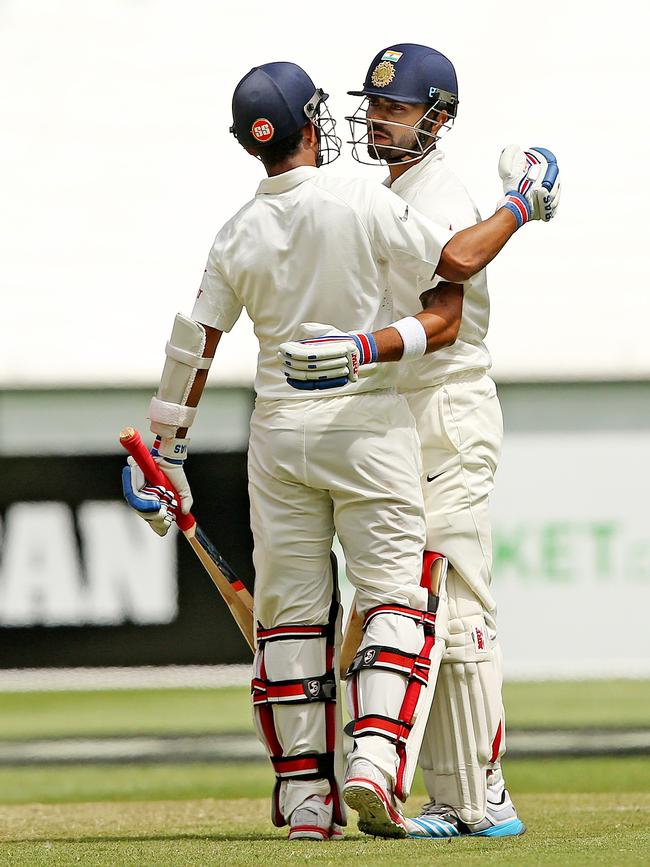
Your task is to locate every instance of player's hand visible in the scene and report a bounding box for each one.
[121,436,192,536]
[278,322,377,390]
[498,145,561,226]
[122,458,178,536]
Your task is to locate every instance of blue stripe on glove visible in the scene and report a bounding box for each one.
[285,376,352,390]
[529,146,559,191]
[122,465,164,514]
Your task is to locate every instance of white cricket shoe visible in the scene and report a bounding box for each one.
[405,787,525,839]
[343,758,407,838]
[287,794,344,841]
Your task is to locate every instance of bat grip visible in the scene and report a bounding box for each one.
[120,427,195,532]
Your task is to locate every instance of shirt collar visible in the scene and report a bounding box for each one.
[383,148,445,192]
[256,166,319,195]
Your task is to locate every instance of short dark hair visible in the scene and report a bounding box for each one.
[255,126,305,167]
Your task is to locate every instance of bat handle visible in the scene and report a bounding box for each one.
[119,427,195,533]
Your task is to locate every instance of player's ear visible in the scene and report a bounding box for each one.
[432,108,448,134]
[303,122,319,150]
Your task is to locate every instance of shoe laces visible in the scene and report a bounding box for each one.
[420,801,458,819]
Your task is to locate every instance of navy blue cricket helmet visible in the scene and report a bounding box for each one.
[347,44,459,166]
[348,43,458,114]
[230,61,341,164]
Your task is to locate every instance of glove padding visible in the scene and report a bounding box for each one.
[498,145,561,226]
[122,459,178,537]
[278,322,377,390]
[121,436,192,537]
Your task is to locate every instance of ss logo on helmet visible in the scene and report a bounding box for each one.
[251,118,274,142]
[307,679,321,697]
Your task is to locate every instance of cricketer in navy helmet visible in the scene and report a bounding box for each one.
[123,59,557,842]
[344,43,559,839]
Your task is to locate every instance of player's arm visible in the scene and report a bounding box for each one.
[436,210,515,283]
[367,282,463,361]
[122,316,222,535]
[278,283,463,388]
[123,244,241,534]
[436,145,560,282]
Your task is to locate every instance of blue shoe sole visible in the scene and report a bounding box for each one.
[407,817,526,839]
[470,818,526,837]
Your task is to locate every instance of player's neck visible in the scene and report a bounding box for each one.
[388,156,423,183]
[265,152,318,177]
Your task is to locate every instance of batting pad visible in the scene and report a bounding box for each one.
[418,571,504,825]
[252,595,346,827]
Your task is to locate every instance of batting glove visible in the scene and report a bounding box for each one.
[278,322,377,390]
[150,436,193,515]
[498,145,561,227]
[121,435,192,536]
[122,459,178,537]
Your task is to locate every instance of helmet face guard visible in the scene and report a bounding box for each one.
[346,95,455,167]
[305,88,341,166]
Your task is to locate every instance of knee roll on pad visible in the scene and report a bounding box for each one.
[149,313,213,438]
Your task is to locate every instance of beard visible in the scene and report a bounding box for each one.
[365,125,422,163]
[366,123,435,164]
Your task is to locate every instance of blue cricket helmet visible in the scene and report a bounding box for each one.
[348,43,458,116]
[231,62,320,147]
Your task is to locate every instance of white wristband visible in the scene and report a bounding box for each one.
[391,316,428,361]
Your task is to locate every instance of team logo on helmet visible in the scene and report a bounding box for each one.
[251,118,274,143]
[371,61,396,88]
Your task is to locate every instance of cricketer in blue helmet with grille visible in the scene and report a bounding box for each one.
[345,43,561,840]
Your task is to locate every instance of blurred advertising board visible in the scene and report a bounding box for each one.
[1,424,649,677]
[0,454,253,666]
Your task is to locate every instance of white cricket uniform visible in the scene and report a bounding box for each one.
[192,165,453,822]
[386,149,506,825]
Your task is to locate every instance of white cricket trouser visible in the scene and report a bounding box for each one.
[403,371,507,825]
[248,391,428,822]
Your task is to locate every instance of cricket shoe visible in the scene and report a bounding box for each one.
[405,788,525,839]
[287,794,344,841]
[343,759,407,838]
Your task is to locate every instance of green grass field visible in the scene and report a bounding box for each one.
[0,680,648,865]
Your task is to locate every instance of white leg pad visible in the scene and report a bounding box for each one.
[252,602,346,827]
[418,570,504,825]
[347,613,423,784]
[346,569,448,803]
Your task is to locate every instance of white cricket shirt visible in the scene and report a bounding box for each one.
[192,166,452,399]
[386,150,492,392]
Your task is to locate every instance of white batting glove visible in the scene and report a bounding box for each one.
[498,145,561,226]
[122,459,178,537]
[278,322,377,390]
[150,436,193,515]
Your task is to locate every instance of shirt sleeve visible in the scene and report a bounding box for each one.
[190,244,243,333]
[367,185,454,289]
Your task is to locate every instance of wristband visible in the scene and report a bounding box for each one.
[499,192,531,229]
[391,316,428,361]
[351,332,378,365]
[152,436,190,465]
